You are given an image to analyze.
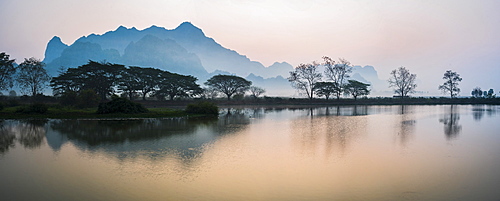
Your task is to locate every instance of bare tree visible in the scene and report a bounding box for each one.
[323,57,352,99]
[288,62,322,100]
[439,70,462,98]
[249,86,265,99]
[388,66,417,97]
[16,57,51,96]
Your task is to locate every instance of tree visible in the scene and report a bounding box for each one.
[438,70,462,98]
[288,62,322,100]
[118,67,162,100]
[323,57,352,99]
[205,75,252,100]
[249,86,265,99]
[345,80,370,100]
[388,66,417,97]
[156,72,202,100]
[51,61,125,100]
[313,82,338,100]
[16,57,51,96]
[471,87,482,98]
[0,52,16,91]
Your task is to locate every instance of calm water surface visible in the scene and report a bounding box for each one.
[1,105,500,200]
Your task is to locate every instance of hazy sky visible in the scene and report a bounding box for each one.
[1,0,499,95]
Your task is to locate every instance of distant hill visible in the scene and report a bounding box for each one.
[42,22,389,97]
[43,22,293,80]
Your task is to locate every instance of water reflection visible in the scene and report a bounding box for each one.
[439,105,462,140]
[0,120,16,154]
[45,112,250,163]
[395,105,416,147]
[472,105,498,121]
[291,107,367,157]
[0,120,47,155]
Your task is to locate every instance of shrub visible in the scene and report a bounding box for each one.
[76,89,100,108]
[185,102,219,115]
[97,97,148,114]
[15,103,49,114]
[0,102,4,111]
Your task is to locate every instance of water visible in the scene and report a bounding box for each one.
[1,105,500,200]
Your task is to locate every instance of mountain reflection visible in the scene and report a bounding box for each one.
[439,105,462,140]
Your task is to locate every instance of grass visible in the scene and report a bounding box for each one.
[0,106,188,119]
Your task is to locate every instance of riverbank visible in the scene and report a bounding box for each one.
[2,97,499,119]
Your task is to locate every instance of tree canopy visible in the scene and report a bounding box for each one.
[439,70,462,98]
[313,82,338,100]
[345,80,370,100]
[16,57,51,96]
[205,74,252,100]
[0,52,16,91]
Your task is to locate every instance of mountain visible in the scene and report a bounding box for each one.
[44,22,290,79]
[122,35,207,76]
[43,36,68,64]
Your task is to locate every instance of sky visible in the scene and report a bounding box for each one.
[1,0,500,95]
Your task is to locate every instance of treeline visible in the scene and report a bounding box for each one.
[1,52,265,107]
[288,56,497,99]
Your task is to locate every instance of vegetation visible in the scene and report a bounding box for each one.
[388,66,417,97]
[15,103,49,114]
[185,101,219,115]
[313,82,338,100]
[345,80,370,100]
[16,57,51,97]
[323,57,352,99]
[205,74,252,100]
[439,70,462,98]
[97,96,149,114]
[249,86,265,99]
[0,52,16,91]
[288,62,322,100]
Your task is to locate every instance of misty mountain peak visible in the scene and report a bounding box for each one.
[43,36,69,63]
[175,21,204,36]
[115,25,138,32]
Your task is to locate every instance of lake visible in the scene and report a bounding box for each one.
[1,105,500,200]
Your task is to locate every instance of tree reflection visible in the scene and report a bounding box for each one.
[291,108,366,157]
[17,120,48,149]
[396,105,415,147]
[472,105,497,121]
[439,105,462,140]
[0,120,16,155]
[47,113,250,163]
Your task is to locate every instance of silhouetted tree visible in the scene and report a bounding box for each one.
[249,86,265,99]
[155,72,201,100]
[51,61,125,100]
[205,75,252,100]
[313,82,338,100]
[288,62,322,100]
[0,52,16,91]
[471,87,482,98]
[323,57,352,99]
[16,57,51,96]
[388,66,417,97]
[118,67,162,100]
[345,80,370,100]
[439,70,462,98]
